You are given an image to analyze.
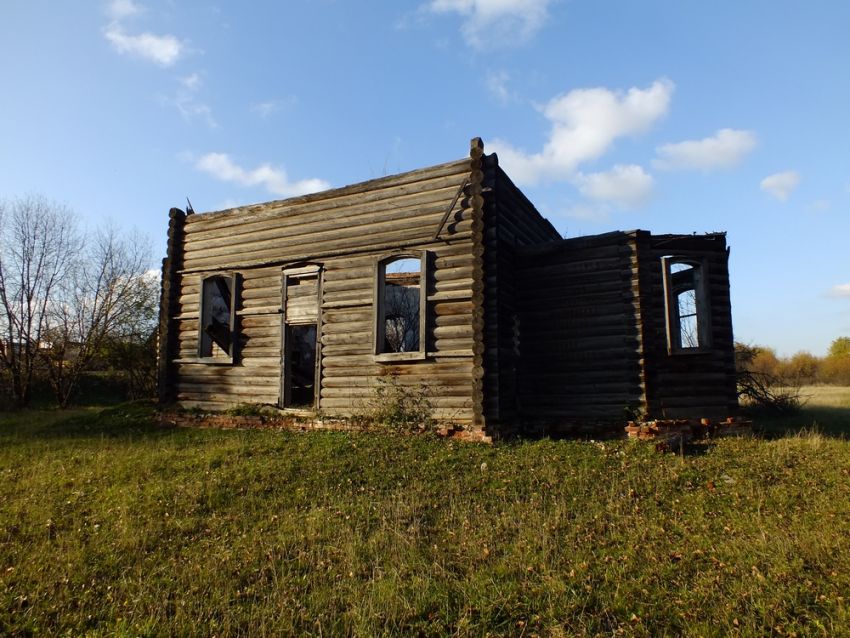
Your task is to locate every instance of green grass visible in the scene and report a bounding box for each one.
[1,401,849,636]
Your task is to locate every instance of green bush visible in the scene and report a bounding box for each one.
[364,372,435,434]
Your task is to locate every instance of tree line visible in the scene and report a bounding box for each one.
[737,338,850,387]
[0,195,159,408]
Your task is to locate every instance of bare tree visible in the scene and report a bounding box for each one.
[0,196,79,407]
[41,226,153,407]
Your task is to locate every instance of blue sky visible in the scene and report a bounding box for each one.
[1,0,848,356]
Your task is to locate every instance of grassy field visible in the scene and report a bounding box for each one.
[1,393,849,637]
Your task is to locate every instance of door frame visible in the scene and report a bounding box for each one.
[279,264,323,409]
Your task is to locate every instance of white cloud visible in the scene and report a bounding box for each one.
[195,153,330,198]
[162,74,216,127]
[180,73,202,91]
[172,95,216,128]
[759,170,800,201]
[485,70,514,104]
[489,78,674,185]
[654,128,756,171]
[426,0,553,48]
[104,23,183,66]
[107,0,142,21]
[251,101,279,118]
[574,164,654,209]
[829,283,850,298]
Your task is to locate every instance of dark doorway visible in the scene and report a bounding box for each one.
[285,323,317,407]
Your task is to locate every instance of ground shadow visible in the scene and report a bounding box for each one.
[0,402,170,441]
[753,404,850,439]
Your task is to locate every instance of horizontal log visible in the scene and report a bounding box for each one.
[435,338,477,353]
[322,308,372,324]
[321,320,370,336]
[322,299,371,310]
[322,286,373,302]
[238,305,281,316]
[321,385,471,399]
[321,276,372,294]
[178,382,279,394]
[178,391,279,403]
[321,330,372,346]
[241,336,282,348]
[433,324,474,340]
[433,301,473,316]
[435,277,479,294]
[434,313,478,328]
[323,361,473,378]
[428,290,473,303]
[176,364,281,378]
[319,343,374,356]
[240,315,281,329]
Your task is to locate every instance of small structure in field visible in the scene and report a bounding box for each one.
[158,138,738,440]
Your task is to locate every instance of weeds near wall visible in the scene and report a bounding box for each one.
[224,403,279,418]
[361,372,435,434]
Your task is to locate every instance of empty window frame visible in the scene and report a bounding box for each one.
[662,257,710,352]
[375,253,427,360]
[198,273,237,362]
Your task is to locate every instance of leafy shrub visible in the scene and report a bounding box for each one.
[362,372,435,434]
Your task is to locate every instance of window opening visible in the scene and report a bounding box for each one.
[378,256,423,355]
[199,274,235,360]
[663,258,709,352]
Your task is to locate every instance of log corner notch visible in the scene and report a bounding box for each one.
[468,137,488,433]
[157,207,186,405]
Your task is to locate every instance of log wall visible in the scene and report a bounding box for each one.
[515,232,645,422]
[512,230,737,426]
[167,154,487,432]
[636,232,738,418]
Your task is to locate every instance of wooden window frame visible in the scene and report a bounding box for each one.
[374,251,427,363]
[661,256,711,355]
[197,272,238,364]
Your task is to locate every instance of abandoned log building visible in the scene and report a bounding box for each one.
[158,138,738,439]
